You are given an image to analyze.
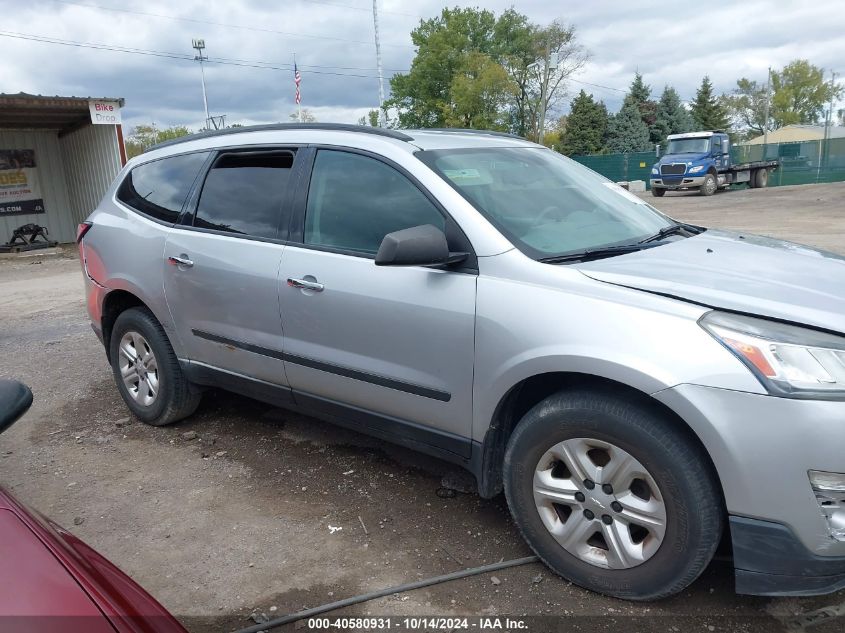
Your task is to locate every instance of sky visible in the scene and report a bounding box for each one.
[1,0,843,131]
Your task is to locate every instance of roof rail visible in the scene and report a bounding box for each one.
[419,128,526,140]
[146,122,414,152]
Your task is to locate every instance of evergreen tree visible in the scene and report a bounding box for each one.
[626,72,658,141]
[628,72,651,108]
[652,86,693,144]
[558,90,608,155]
[606,100,651,153]
[691,76,729,130]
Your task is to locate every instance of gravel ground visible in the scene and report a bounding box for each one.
[1,182,844,633]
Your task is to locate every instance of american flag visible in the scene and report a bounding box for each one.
[294,63,301,105]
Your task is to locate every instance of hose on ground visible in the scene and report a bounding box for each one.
[230,555,540,633]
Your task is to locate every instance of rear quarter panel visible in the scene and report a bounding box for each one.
[83,198,182,357]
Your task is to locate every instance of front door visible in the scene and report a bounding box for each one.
[163,148,298,385]
[279,149,477,454]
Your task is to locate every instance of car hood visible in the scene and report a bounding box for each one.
[575,230,845,334]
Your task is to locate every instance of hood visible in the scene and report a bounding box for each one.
[575,230,845,334]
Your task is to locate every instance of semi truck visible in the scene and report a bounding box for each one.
[650,130,779,197]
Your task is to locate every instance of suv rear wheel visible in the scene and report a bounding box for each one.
[109,307,201,426]
[503,389,723,600]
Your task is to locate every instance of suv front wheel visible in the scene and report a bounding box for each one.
[109,307,201,426]
[503,389,723,600]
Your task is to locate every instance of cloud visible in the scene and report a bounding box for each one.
[1,0,842,130]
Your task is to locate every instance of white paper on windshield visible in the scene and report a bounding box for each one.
[442,168,492,185]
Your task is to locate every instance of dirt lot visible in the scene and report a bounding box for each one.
[1,182,844,633]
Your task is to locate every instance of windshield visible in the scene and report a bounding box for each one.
[666,137,712,154]
[417,147,673,259]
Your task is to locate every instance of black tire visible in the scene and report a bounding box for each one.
[503,389,723,601]
[748,171,758,188]
[109,307,201,426]
[650,187,665,197]
[699,173,717,196]
[755,168,769,188]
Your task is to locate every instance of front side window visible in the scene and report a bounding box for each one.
[417,147,673,259]
[117,152,209,223]
[194,151,294,238]
[304,150,445,255]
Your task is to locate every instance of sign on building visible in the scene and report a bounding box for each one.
[88,99,122,125]
[0,149,45,216]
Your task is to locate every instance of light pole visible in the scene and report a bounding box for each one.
[192,38,211,130]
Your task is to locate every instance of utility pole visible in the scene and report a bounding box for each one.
[192,39,211,130]
[825,71,837,143]
[372,0,386,127]
[763,66,771,146]
[537,46,551,145]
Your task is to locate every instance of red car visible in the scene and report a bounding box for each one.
[0,379,187,633]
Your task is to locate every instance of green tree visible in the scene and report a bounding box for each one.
[723,77,769,137]
[624,72,659,143]
[690,76,729,130]
[652,86,693,144]
[443,52,516,129]
[124,124,191,158]
[606,101,651,152]
[289,109,317,122]
[542,115,566,149]
[388,7,499,128]
[770,60,842,126]
[558,90,607,155]
[387,7,587,136]
[357,109,380,126]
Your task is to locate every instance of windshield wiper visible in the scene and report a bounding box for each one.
[538,243,656,264]
[638,222,703,244]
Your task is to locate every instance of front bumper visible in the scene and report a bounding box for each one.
[731,516,845,596]
[650,175,706,189]
[654,383,845,595]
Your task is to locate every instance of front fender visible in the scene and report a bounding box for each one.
[471,264,765,441]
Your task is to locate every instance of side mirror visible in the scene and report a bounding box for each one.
[0,379,33,435]
[375,224,467,268]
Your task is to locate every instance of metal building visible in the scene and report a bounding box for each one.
[0,93,126,244]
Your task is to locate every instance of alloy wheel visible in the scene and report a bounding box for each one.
[117,331,159,407]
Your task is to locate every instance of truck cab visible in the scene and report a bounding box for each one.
[650,131,729,197]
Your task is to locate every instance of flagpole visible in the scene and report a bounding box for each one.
[294,52,302,123]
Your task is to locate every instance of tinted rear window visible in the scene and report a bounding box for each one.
[194,151,294,238]
[117,152,209,223]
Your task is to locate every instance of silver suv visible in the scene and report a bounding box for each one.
[79,124,845,600]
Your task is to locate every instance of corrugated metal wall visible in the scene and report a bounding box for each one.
[0,125,121,244]
[0,129,75,243]
[59,125,122,231]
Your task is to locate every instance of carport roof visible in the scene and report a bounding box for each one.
[0,93,125,134]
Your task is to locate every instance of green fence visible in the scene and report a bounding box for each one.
[571,151,657,187]
[571,138,845,189]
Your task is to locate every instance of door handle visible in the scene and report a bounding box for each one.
[168,255,194,268]
[287,277,324,292]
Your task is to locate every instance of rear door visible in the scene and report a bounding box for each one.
[278,148,477,454]
[163,148,300,385]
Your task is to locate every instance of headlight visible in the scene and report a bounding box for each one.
[700,311,845,399]
[688,165,705,173]
[651,167,659,175]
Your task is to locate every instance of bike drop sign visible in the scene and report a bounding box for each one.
[0,149,45,216]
